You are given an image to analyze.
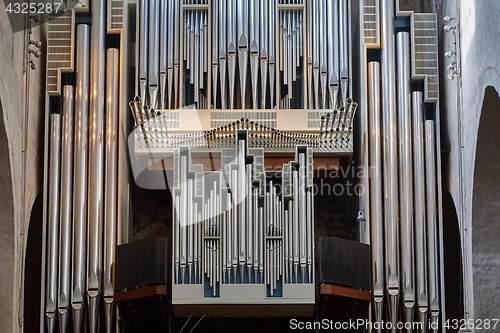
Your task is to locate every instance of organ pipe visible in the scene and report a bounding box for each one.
[103,48,119,333]
[58,85,74,333]
[45,114,61,333]
[71,24,90,333]
[396,31,415,330]
[368,61,384,333]
[425,120,440,332]
[172,131,313,295]
[87,0,106,331]
[380,0,400,330]
[412,91,428,332]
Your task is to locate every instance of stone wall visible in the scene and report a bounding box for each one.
[0,2,46,331]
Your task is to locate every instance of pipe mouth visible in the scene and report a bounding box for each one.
[352,102,358,107]
[134,96,141,103]
[129,101,135,107]
[346,97,353,104]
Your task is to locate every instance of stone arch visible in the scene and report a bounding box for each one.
[23,194,43,332]
[442,190,463,324]
[0,98,15,331]
[471,86,500,320]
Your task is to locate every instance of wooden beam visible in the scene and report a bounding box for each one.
[148,153,339,171]
[115,285,167,303]
[320,284,371,302]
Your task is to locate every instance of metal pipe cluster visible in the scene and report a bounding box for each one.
[139,0,182,110]
[184,2,209,107]
[137,0,351,110]
[172,130,314,296]
[130,102,358,152]
[43,6,120,332]
[367,22,442,333]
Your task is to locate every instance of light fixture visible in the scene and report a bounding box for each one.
[444,24,456,33]
[447,71,456,80]
[445,51,456,58]
[30,60,38,70]
[29,49,41,58]
[30,40,42,48]
[447,62,457,71]
[443,16,455,24]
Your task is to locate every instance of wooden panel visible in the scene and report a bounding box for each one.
[115,285,167,303]
[148,153,339,171]
[320,284,371,302]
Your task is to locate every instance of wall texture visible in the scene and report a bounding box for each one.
[0,1,46,331]
[438,0,500,323]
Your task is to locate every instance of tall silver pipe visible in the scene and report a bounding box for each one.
[292,171,299,282]
[412,91,428,332]
[237,0,249,108]
[139,0,149,105]
[87,0,106,331]
[246,163,253,278]
[180,156,188,283]
[71,24,90,333]
[269,0,276,108]
[380,0,399,330]
[212,0,219,108]
[312,0,319,109]
[46,114,61,333]
[58,86,74,333]
[167,0,175,109]
[396,32,415,330]
[306,0,313,109]
[319,1,327,109]
[327,0,339,109]
[227,0,236,109]
[238,141,246,277]
[159,0,168,109]
[104,48,119,333]
[231,168,238,281]
[218,0,227,109]
[339,0,348,103]
[368,61,384,332]
[249,0,259,109]
[260,0,268,109]
[425,120,440,331]
[149,0,160,109]
[173,0,180,109]
[299,154,307,281]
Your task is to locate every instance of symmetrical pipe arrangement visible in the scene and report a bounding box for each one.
[129,102,357,152]
[367,23,443,333]
[172,130,314,297]
[43,5,120,332]
[136,0,352,109]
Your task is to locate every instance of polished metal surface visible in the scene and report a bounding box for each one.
[396,31,415,331]
[46,114,61,333]
[58,85,74,333]
[368,61,384,333]
[71,24,90,333]
[425,120,440,332]
[412,91,428,332]
[87,0,106,331]
[380,0,400,330]
[103,48,119,333]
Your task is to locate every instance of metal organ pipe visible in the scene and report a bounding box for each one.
[87,0,105,331]
[368,61,384,332]
[412,91,428,331]
[396,31,415,330]
[58,85,74,333]
[71,24,90,333]
[148,0,159,109]
[138,0,149,105]
[380,0,400,330]
[46,114,61,333]
[425,120,440,331]
[104,48,119,333]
